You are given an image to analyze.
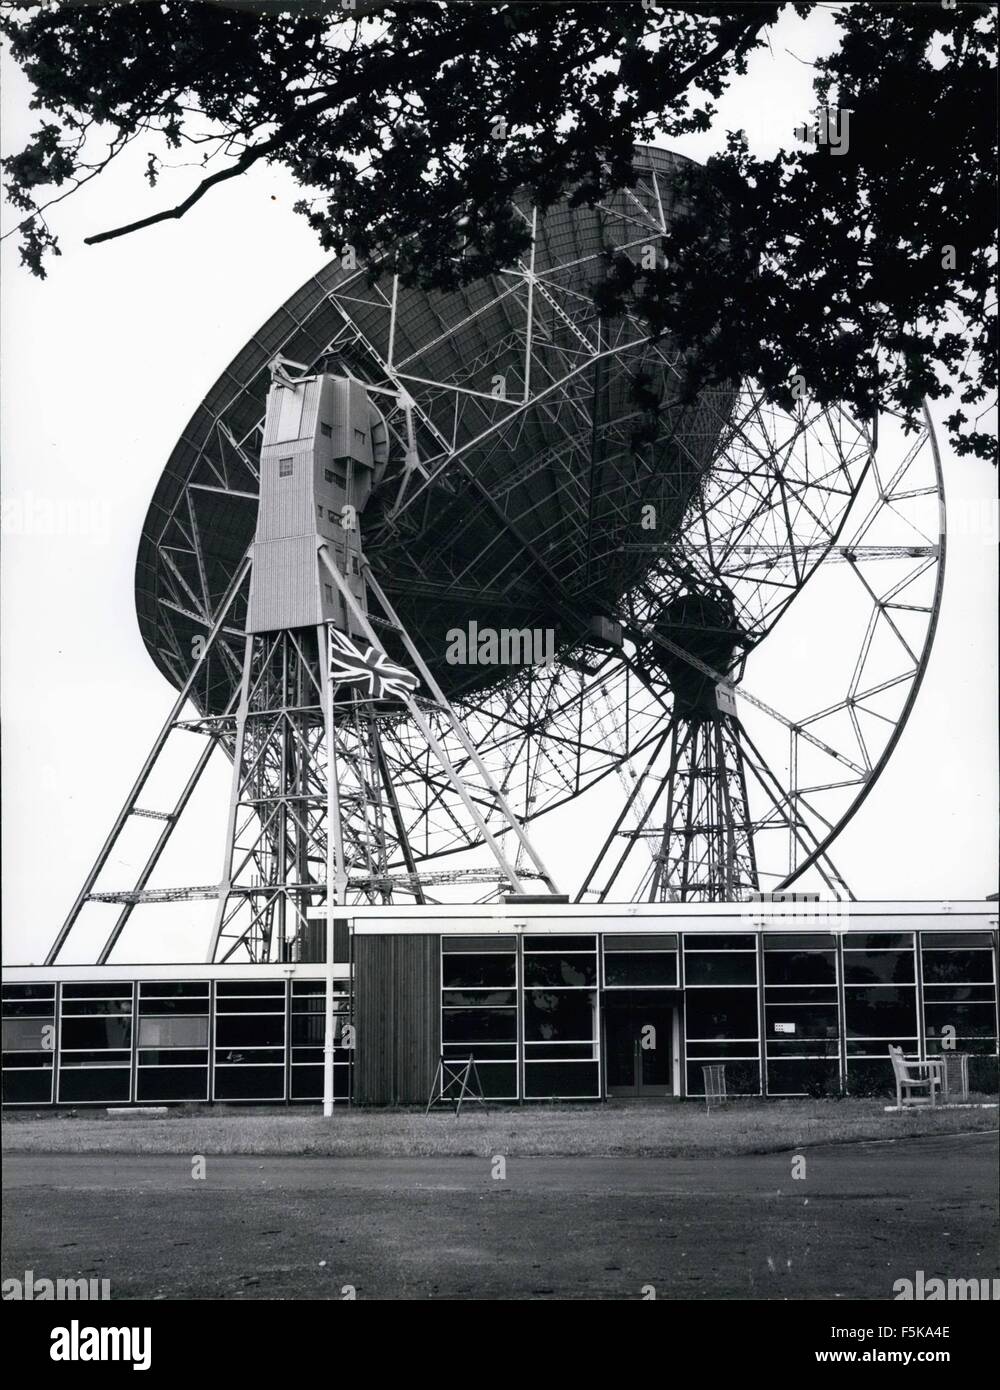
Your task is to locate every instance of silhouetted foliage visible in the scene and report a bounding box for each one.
[2,1,995,457]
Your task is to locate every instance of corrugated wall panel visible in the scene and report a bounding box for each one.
[257,442,316,540]
[354,934,440,1105]
[295,917,350,963]
[247,534,324,632]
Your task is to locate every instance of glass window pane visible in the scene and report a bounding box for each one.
[844,987,917,1037]
[764,951,836,985]
[846,1040,916,1057]
[763,985,837,1004]
[138,998,210,1016]
[138,1016,209,1048]
[215,1015,284,1047]
[216,1047,283,1064]
[686,1061,760,1095]
[924,1003,997,1038]
[524,935,595,952]
[442,1009,516,1043]
[524,1061,599,1098]
[60,1017,132,1050]
[61,984,132,999]
[215,997,284,1013]
[59,1050,131,1066]
[684,934,755,951]
[921,951,994,984]
[844,1059,896,1095]
[442,1042,517,1060]
[442,936,517,952]
[604,953,678,987]
[525,1043,595,1060]
[684,1040,759,1059]
[3,1071,54,1104]
[2,1000,57,1017]
[685,989,758,1039]
[289,1015,339,1047]
[922,985,996,1003]
[441,990,516,1007]
[926,1037,997,1057]
[921,932,993,949]
[844,934,913,950]
[58,1069,131,1103]
[213,1066,284,1100]
[1,1050,53,1069]
[685,953,756,986]
[290,1066,349,1101]
[763,934,836,951]
[138,1050,208,1066]
[767,1060,840,1096]
[523,990,595,1042]
[61,999,133,1015]
[843,952,914,984]
[442,954,516,989]
[765,1003,839,1037]
[2,1017,53,1051]
[604,934,678,951]
[469,1063,517,1099]
[523,954,597,987]
[136,1070,208,1102]
[291,996,323,1013]
[139,982,209,998]
[216,981,284,997]
[766,1038,839,1058]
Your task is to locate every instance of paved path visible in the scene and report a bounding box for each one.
[3,1133,997,1300]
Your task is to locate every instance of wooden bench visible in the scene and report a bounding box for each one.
[888,1045,944,1108]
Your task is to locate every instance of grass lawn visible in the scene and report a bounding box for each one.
[3,1096,997,1159]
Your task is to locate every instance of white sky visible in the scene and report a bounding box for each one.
[2,8,997,965]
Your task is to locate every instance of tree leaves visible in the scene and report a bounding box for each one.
[2,1,995,458]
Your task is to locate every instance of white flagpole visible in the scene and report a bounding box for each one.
[319,623,346,1119]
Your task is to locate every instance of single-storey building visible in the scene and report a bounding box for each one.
[3,900,997,1107]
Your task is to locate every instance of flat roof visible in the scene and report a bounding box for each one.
[5,901,993,978]
[315,899,998,934]
[1,962,348,984]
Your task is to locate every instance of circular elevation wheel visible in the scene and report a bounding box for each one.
[138,147,943,905]
[576,394,944,901]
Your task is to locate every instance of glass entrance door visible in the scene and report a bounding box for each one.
[604,995,675,1097]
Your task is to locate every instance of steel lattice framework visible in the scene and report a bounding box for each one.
[48,146,945,964]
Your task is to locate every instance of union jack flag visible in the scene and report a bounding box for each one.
[328,626,419,701]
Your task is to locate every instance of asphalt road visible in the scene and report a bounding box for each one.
[3,1132,997,1300]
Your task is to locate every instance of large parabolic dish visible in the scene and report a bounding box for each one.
[134,143,945,905]
[137,147,735,699]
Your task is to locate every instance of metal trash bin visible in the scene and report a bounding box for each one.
[703,1064,727,1111]
[941,1052,970,1102]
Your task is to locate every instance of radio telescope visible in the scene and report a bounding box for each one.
[49,146,943,964]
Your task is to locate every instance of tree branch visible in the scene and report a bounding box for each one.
[82,10,775,251]
[83,133,278,245]
[664,10,780,99]
[81,78,353,247]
